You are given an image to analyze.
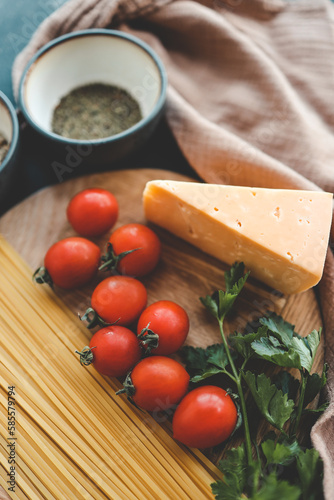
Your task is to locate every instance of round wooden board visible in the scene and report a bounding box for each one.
[0,168,324,461]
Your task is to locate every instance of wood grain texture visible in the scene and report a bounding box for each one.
[0,168,324,463]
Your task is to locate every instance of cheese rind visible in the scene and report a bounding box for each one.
[143,180,333,294]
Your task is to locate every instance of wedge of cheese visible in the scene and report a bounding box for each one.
[143,180,333,294]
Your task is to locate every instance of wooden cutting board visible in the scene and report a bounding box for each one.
[0,168,324,462]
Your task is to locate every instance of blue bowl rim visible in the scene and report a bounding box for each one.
[18,28,168,146]
[0,91,19,172]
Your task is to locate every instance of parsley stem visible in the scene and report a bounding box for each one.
[221,370,237,384]
[241,359,248,372]
[219,319,239,380]
[219,319,253,467]
[291,371,308,437]
[235,378,253,468]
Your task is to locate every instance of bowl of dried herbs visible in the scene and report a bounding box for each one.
[0,91,20,213]
[18,29,167,167]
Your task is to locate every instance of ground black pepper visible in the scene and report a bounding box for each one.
[52,83,143,140]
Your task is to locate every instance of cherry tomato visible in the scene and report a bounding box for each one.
[76,326,141,378]
[34,237,101,289]
[106,223,161,277]
[91,276,147,326]
[122,356,190,412]
[137,300,189,355]
[172,386,238,448]
[67,188,119,237]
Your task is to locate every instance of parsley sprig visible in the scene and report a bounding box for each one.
[182,262,327,499]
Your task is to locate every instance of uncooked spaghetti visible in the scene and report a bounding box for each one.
[0,236,221,499]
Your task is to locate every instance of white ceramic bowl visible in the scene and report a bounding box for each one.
[0,91,20,213]
[18,29,167,165]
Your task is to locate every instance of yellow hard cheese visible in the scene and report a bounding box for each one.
[143,180,333,294]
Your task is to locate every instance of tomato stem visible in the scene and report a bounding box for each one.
[219,319,253,468]
[79,308,117,329]
[116,372,145,412]
[99,243,140,272]
[75,346,96,366]
[33,266,53,287]
[137,323,159,355]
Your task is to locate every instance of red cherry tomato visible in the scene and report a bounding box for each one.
[67,188,119,237]
[76,326,141,378]
[91,276,147,326]
[125,356,190,412]
[137,300,189,355]
[107,223,161,277]
[34,237,101,289]
[172,386,238,448]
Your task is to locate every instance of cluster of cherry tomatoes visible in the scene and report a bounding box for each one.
[34,187,237,450]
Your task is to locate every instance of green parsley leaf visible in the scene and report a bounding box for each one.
[211,479,242,500]
[296,448,324,500]
[290,337,314,372]
[225,262,248,293]
[211,445,247,499]
[289,329,321,373]
[228,326,268,361]
[180,345,208,373]
[221,262,250,317]
[303,364,328,408]
[200,262,249,321]
[303,401,329,414]
[261,438,300,466]
[206,342,230,369]
[252,472,301,500]
[216,288,239,320]
[242,317,263,335]
[251,336,301,368]
[191,367,225,383]
[251,336,302,369]
[252,328,322,373]
[200,292,220,320]
[306,329,322,367]
[257,313,322,373]
[272,371,300,401]
[243,372,294,431]
[260,312,296,347]
[181,344,232,383]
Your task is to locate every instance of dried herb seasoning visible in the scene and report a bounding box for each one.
[52,83,143,140]
[0,133,10,165]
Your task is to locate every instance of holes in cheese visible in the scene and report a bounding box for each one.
[143,180,333,295]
